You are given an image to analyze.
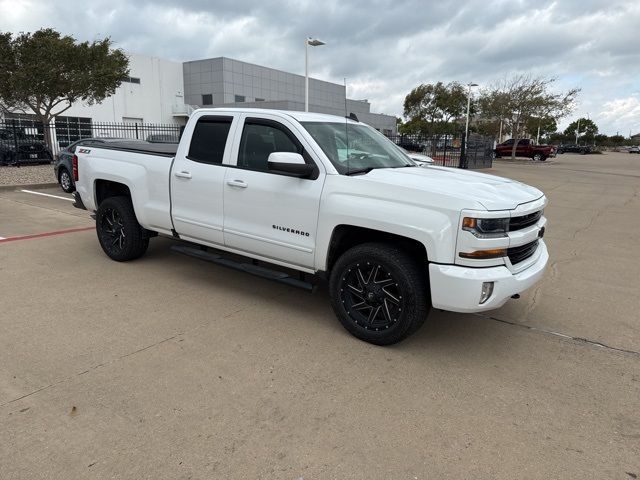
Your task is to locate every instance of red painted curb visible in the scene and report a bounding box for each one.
[0,226,94,244]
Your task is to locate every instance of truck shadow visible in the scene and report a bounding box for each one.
[146,237,522,356]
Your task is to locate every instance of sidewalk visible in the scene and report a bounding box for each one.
[0,164,58,188]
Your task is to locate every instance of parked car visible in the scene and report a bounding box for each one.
[73,108,548,346]
[54,137,146,192]
[393,135,424,152]
[557,144,592,154]
[146,133,179,143]
[399,147,435,165]
[494,138,556,161]
[0,128,52,165]
[629,146,640,154]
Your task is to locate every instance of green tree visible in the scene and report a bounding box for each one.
[608,135,625,147]
[403,81,468,135]
[563,118,598,145]
[0,28,129,148]
[478,75,579,159]
[593,134,608,146]
[526,116,557,142]
[477,90,511,141]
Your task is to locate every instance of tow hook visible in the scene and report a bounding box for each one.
[511,294,521,299]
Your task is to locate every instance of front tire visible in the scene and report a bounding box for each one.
[533,153,545,161]
[96,196,149,261]
[58,168,75,193]
[329,243,430,345]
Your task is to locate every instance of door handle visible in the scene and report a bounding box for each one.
[226,180,248,188]
[174,171,192,179]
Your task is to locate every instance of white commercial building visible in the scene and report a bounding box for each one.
[61,53,186,125]
[3,52,396,151]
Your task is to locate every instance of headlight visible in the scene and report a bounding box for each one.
[462,217,509,238]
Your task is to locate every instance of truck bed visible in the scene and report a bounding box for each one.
[89,141,178,157]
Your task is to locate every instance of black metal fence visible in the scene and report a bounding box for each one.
[461,133,495,169]
[385,132,494,169]
[1,117,494,169]
[1,118,182,165]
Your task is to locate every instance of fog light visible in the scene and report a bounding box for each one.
[480,282,494,304]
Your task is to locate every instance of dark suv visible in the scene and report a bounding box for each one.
[54,137,146,192]
[0,128,52,165]
[557,144,592,154]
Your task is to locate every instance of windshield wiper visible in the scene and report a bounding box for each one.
[345,167,376,176]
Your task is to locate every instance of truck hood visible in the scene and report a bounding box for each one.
[360,166,543,211]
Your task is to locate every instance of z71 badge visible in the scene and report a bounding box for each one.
[77,148,91,154]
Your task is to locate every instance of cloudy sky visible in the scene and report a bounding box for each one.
[1,0,639,135]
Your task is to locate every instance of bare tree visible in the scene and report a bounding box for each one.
[479,75,579,160]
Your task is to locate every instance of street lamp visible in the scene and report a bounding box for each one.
[305,37,325,112]
[464,82,479,146]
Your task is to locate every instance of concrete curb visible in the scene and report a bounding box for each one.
[0,182,60,192]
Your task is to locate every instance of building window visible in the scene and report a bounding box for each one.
[123,76,141,84]
[255,98,265,102]
[4,112,92,149]
[235,95,245,103]
[202,94,213,106]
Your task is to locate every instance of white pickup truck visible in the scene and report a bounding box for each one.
[73,108,548,345]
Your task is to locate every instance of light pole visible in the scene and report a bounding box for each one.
[575,117,581,144]
[464,83,478,146]
[305,37,325,112]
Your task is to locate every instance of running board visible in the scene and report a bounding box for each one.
[170,244,314,291]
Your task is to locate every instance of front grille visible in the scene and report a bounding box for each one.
[508,240,539,265]
[510,210,542,231]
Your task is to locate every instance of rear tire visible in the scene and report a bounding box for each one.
[329,243,430,345]
[533,153,545,161]
[58,168,75,193]
[96,196,149,261]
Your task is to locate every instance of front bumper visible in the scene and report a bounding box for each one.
[428,240,549,313]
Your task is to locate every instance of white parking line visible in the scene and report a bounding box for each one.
[0,237,4,240]
[20,189,74,202]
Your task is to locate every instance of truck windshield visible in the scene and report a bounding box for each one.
[301,122,414,175]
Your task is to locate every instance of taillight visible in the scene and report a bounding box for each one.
[72,154,78,181]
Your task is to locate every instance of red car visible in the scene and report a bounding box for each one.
[494,139,556,161]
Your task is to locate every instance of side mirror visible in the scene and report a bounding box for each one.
[268,152,316,178]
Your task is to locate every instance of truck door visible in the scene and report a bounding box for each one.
[516,139,530,156]
[222,115,325,269]
[170,114,238,246]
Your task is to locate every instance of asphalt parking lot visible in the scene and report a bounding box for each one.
[1,153,639,479]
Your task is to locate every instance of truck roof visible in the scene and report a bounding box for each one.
[194,108,360,125]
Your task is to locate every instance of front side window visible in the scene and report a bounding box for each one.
[188,116,233,164]
[302,122,413,174]
[237,122,301,172]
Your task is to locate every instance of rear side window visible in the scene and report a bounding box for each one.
[188,117,233,164]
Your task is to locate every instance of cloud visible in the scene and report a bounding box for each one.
[598,96,640,135]
[1,0,639,135]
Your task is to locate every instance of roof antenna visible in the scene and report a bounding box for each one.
[344,77,350,174]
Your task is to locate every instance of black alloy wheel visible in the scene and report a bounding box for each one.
[100,206,126,256]
[340,262,404,331]
[95,196,149,261]
[329,243,430,345]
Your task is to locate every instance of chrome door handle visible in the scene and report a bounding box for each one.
[174,171,192,179]
[226,180,248,188]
